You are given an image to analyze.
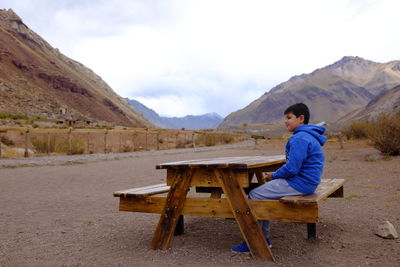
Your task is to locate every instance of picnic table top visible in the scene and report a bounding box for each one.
[156,155,286,169]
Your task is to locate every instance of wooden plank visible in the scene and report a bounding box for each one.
[279,179,345,204]
[215,169,274,261]
[119,197,319,223]
[150,169,193,250]
[156,155,285,169]
[113,183,170,197]
[167,168,249,188]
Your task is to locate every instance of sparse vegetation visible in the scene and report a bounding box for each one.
[197,132,236,146]
[220,133,234,144]
[1,135,15,146]
[0,113,28,120]
[0,127,245,157]
[342,121,369,139]
[342,111,400,155]
[31,135,56,153]
[56,139,86,155]
[122,144,133,152]
[365,111,400,156]
[176,139,192,148]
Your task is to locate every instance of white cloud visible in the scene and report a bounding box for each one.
[136,95,205,117]
[4,0,400,117]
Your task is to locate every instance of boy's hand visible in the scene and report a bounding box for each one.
[264,172,273,182]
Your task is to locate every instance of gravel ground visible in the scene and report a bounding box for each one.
[0,140,399,266]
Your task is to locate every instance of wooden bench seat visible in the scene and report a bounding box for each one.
[114,178,345,239]
[113,183,170,198]
[113,183,184,235]
[280,178,344,205]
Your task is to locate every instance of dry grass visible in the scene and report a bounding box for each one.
[56,139,86,155]
[196,132,236,147]
[30,135,56,153]
[0,127,247,158]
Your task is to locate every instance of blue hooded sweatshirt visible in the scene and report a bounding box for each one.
[272,124,327,194]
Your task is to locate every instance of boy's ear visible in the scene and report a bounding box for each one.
[299,114,305,124]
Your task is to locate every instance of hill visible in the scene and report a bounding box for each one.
[219,56,400,127]
[125,98,222,129]
[0,9,150,127]
[335,84,400,125]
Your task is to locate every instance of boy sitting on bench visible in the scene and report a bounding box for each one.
[232,102,327,252]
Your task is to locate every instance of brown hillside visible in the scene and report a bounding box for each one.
[335,84,400,126]
[0,9,151,127]
[219,56,400,127]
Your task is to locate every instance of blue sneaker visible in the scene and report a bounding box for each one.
[231,241,249,252]
[267,239,272,248]
[231,239,272,253]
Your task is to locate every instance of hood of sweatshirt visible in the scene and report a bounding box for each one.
[294,124,327,146]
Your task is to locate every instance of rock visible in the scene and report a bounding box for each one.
[376,220,398,239]
[365,154,386,162]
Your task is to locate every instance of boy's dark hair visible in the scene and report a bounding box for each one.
[284,103,310,124]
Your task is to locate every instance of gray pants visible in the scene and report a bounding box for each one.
[249,179,302,239]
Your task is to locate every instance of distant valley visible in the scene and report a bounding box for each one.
[1,9,400,131]
[125,98,222,130]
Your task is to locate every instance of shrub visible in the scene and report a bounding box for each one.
[56,138,86,154]
[31,135,56,153]
[196,132,236,147]
[366,111,400,155]
[1,135,15,146]
[202,133,217,146]
[219,133,234,144]
[0,113,28,120]
[342,121,369,139]
[176,139,192,148]
[122,144,133,152]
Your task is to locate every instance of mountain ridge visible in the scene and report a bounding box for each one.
[0,9,151,127]
[219,56,400,127]
[125,98,222,129]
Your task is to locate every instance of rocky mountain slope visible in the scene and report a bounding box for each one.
[0,9,150,127]
[335,84,400,125]
[125,98,222,129]
[219,56,400,127]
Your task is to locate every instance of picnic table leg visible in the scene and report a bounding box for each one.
[150,169,193,250]
[174,215,184,236]
[307,223,316,239]
[215,169,274,261]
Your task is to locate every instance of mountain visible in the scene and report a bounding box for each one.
[219,56,400,127]
[335,84,400,125]
[163,113,223,130]
[124,98,168,128]
[125,98,223,129]
[0,9,150,127]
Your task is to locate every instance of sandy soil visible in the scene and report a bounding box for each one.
[0,140,399,266]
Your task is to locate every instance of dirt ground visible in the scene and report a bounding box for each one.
[0,140,399,266]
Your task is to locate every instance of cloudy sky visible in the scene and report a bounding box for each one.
[2,0,400,117]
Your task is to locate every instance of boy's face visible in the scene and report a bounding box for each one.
[284,112,304,132]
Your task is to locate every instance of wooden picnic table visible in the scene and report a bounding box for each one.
[114,155,345,262]
[153,155,285,261]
